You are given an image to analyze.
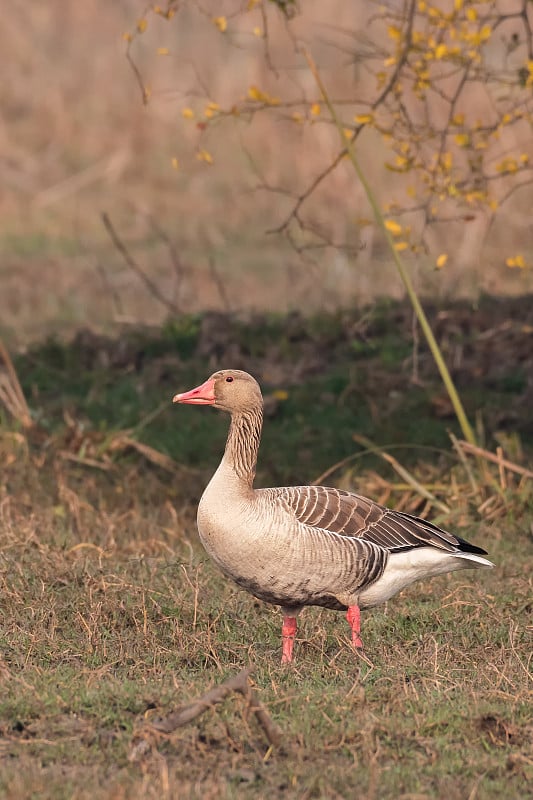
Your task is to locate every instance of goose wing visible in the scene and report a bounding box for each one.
[265,485,487,554]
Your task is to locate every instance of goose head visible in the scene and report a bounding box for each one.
[173,369,263,414]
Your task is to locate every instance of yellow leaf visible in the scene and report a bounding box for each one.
[454,0,463,10]
[354,113,374,125]
[157,47,169,56]
[122,32,133,43]
[182,108,195,119]
[506,254,525,269]
[248,85,280,105]
[343,128,353,140]
[310,103,321,116]
[466,7,477,21]
[384,56,397,67]
[520,153,529,164]
[207,102,220,111]
[436,253,448,268]
[137,18,148,33]
[394,241,409,252]
[292,112,304,123]
[454,133,469,147]
[212,16,227,33]
[418,0,427,11]
[171,157,179,170]
[451,113,464,126]
[434,43,448,59]
[387,25,402,41]
[496,158,518,174]
[196,149,214,165]
[253,26,262,37]
[385,219,403,236]
[272,389,289,401]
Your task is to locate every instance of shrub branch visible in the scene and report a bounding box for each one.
[303,48,477,446]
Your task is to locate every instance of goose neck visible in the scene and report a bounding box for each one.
[223,406,263,488]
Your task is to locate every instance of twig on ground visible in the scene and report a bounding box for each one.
[352,433,450,514]
[148,667,282,746]
[496,446,507,491]
[457,440,533,480]
[108,435,179,473]
[0,340,32,428]
[449,432,482,504]
[58,452,114,472]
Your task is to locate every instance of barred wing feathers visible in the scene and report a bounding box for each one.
[265,485,487,555]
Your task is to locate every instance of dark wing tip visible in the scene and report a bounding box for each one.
[454,534,488,555]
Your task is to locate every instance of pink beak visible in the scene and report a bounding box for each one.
[173,377,216,405]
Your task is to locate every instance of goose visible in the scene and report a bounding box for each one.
[173,369,493,663]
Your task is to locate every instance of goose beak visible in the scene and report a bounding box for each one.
[173,377,216,405]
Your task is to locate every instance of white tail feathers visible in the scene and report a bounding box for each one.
[451,552,494,569]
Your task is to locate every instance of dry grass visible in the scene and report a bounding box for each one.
[0,443,531,799]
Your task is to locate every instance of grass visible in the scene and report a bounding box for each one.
[0,302,532,798]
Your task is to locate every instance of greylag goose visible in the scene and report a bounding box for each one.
[174,369,493,663]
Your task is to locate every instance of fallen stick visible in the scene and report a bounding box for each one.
[149,667,282,747]
[457,440,533,480]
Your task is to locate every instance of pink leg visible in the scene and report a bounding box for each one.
[281,616,297,664]
[346,605,363,649]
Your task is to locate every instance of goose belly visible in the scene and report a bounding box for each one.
[196,503,363,610]
[358,546,472,609]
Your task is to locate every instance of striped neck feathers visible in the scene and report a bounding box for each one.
[223,406,263,487]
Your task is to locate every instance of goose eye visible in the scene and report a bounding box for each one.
[225,376,234,383]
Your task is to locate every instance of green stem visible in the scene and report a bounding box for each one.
[304,49,476,446]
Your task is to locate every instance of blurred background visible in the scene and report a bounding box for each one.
[2,0,533,346]
[1,7,532,796]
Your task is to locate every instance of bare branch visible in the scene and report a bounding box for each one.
[101,212,179,315]
[125,39,150,106]
[207,255,232,312]
[143,213,188,311]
